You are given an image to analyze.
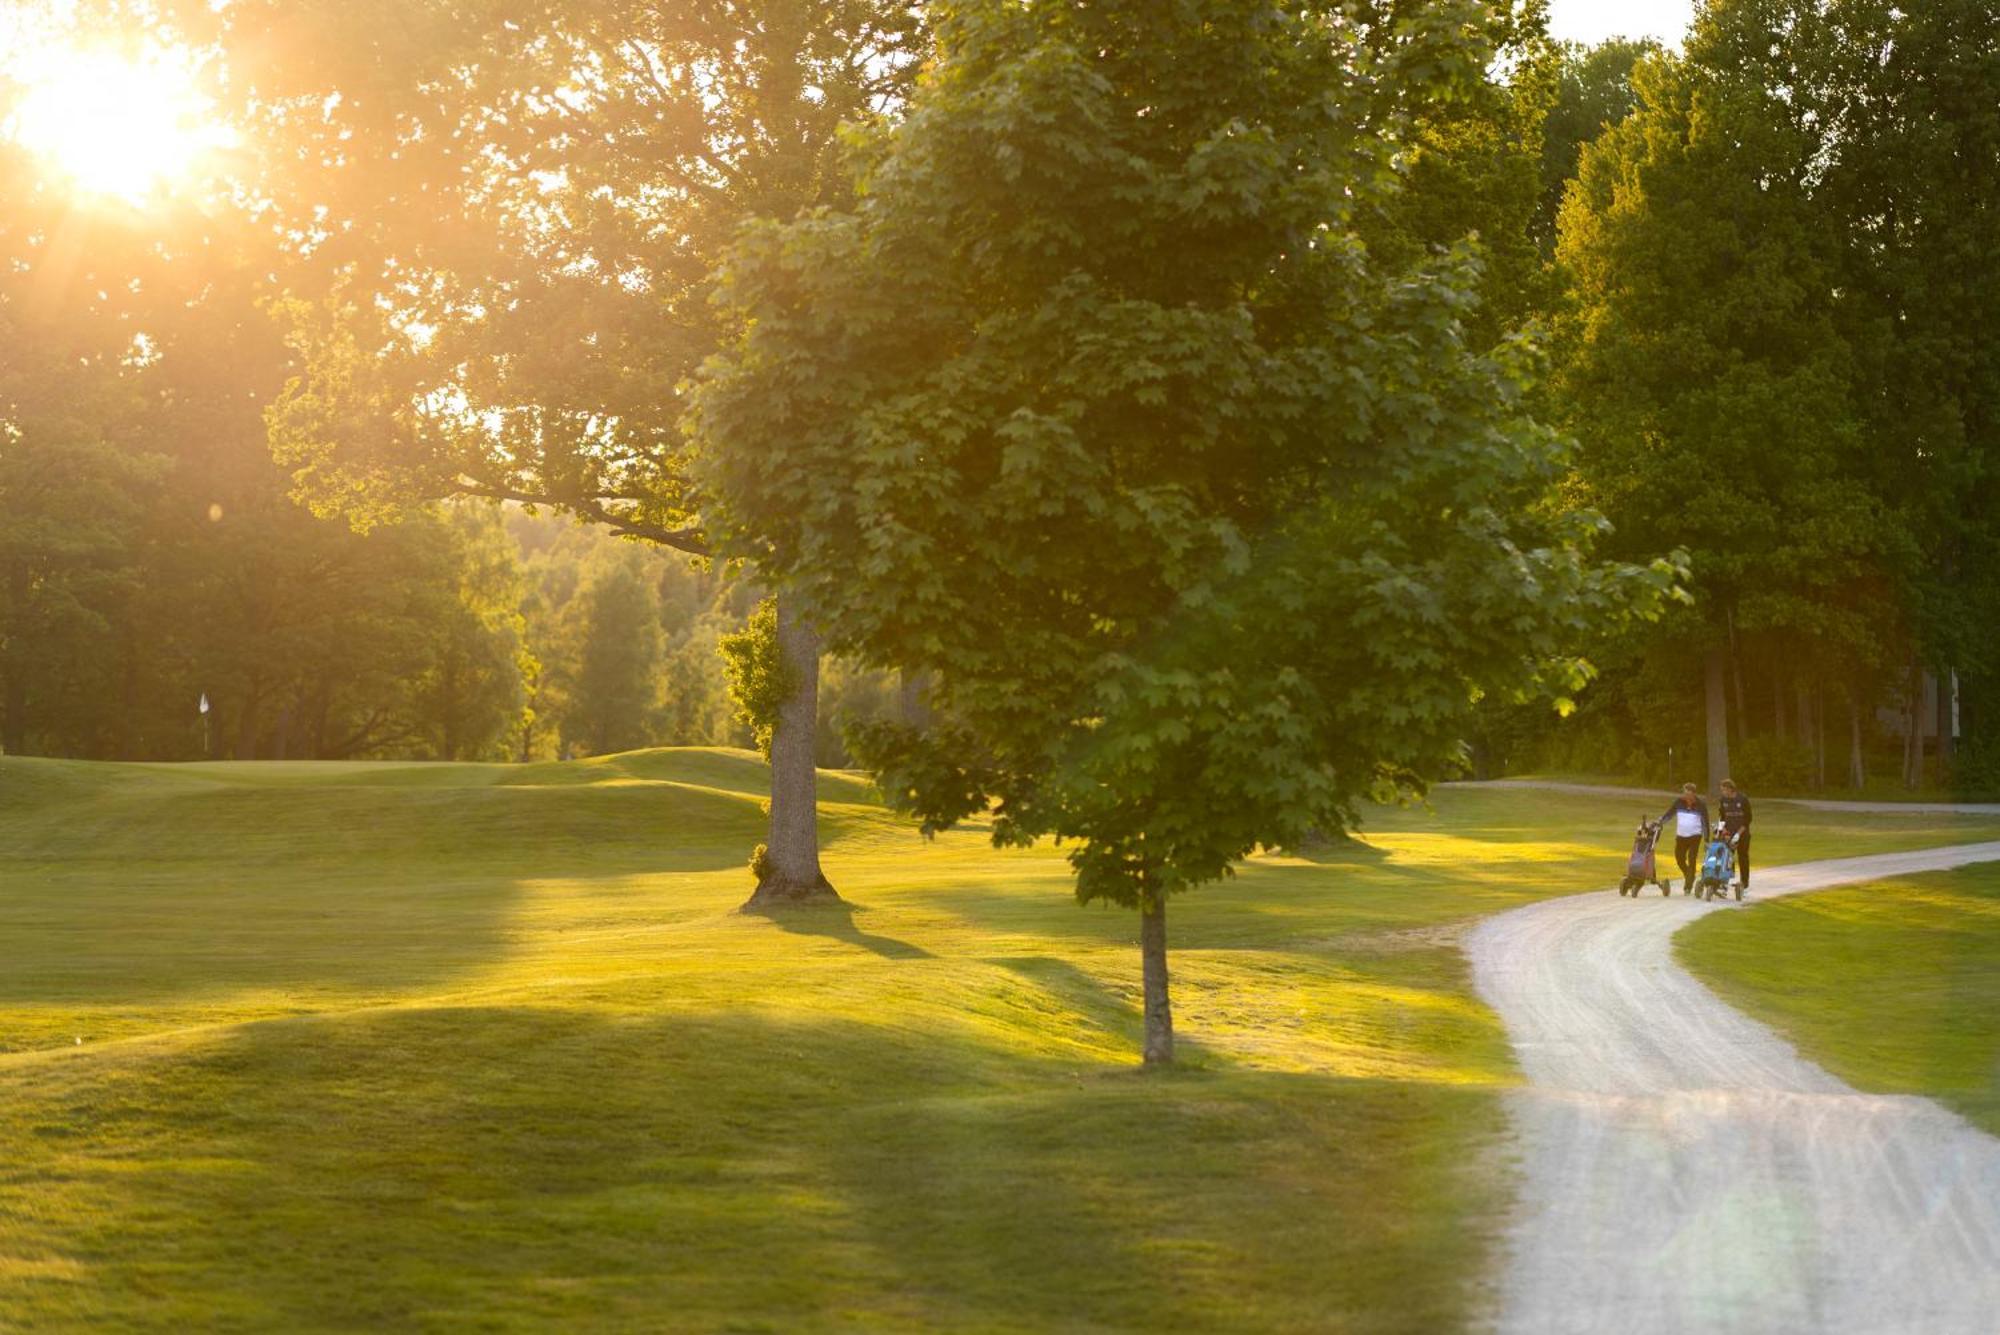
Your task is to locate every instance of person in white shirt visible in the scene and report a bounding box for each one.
[1658,782,1711,893]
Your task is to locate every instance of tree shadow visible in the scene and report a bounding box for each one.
[0,1005,1505,1332]
[989,954,1141,1044]
[744,900,934,960]
[1270,833,1396,866]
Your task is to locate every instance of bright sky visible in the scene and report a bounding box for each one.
[1,4,235,206]
[1547,0,1697,46]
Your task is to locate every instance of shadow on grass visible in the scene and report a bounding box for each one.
[990,954,1140,1043]
[1276,831,1395,865]
[747,901,935,960]
[0,1006,1505,1333]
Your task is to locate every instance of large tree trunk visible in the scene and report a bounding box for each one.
[1902,663,1924,790]
[1848,693,1867,790]
[1726,609,1746,748]
[744,596,839,909]
[1810,682,1826,790]
[1773,661,1788,741]
[1938,669,1956,766]
[1704,644,1731,795]
[1140,879,1174,1066]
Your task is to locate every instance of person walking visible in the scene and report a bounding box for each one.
[1718,778,1752,892]
[1660,782,1710,893]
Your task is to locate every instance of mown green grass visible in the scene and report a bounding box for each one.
[1679,863,2000,1135]
[4,752,1997,1332]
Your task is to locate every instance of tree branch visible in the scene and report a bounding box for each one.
[455,479,709,556]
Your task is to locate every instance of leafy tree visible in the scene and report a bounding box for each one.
[1743,0,2000,784]
[1532,37,1658,252]
[1555,41,1894,792]
[719,597,787,758]
[561,547,667,757]
[413,508,532,761]
[0,122,158,755]
[693,0,1677,1063]
[1,96,541,763]
[1356,0,1556,342]
[183,0,928,899]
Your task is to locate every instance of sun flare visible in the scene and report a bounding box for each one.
[6,45,234,204]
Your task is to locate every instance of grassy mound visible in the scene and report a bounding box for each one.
[1679,863,2000,1135]
[4,751,1996,1330]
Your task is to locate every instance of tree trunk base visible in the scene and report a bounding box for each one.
[741,873,844,911]
[1140,889,1173,1066]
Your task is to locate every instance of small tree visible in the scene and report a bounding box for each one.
[562,549,667,757]
[694,0,1677,1063]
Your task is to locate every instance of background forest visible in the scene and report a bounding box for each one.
[3,0,1995,796]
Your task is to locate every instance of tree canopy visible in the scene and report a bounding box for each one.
[693,0,1678,1061]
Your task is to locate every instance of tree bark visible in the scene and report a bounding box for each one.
[1704,644,1731,795]
[1938,669,1956,765]
[1848,693,1867,790]
[1773,661,1788,741]
[1903,663,1924,790]
[744,595,840,908]
[1809,682,1825,790]
[1140,878,1174,1066]
[1726,608,1746,749]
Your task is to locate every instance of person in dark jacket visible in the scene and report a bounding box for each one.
[1718,778,1752,890]
[1660,782,1710,893]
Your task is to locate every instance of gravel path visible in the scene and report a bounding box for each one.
[1467,841,2000,1334]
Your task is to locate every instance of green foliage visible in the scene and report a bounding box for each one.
[1537,0,2000,787]
[1729,734,1816,793]
[411,507,534,761]
[694,0,1678,910]
[561,548,668,757]
[718,598,792,759]
[1532,38,1657,252]
[0,124,535,762]
[1356,0,1556,342]
[202,0,926,548]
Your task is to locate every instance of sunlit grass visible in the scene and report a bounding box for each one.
[4,751,1997,1330]
[1679,863,2000,1135]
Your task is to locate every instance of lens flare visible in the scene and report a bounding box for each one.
[7,45,234,204]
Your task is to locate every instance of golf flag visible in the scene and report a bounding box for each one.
[199,693,210,715]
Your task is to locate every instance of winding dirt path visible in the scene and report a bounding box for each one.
[1467,841,2000,1334]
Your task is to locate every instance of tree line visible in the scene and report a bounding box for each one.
[1521,0,1999,796]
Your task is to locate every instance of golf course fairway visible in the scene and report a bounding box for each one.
[5,752,1999,1332]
